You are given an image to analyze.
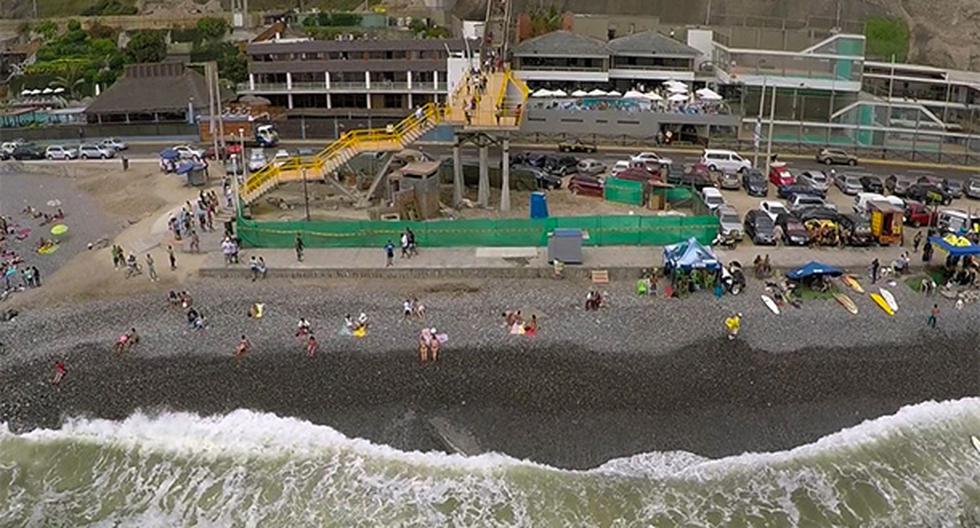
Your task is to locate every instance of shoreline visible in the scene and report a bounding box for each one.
[2,279,978,469]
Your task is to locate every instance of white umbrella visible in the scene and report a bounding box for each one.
[42,87,54,94]
[644,91,664,101]
[607,90,623,97]
[587,89,607,96]
[668,93,689,102]
[30,89,42,95]
[571,89,588,97]
[53,87,65,94]
[551,89,568,97]
[696,87,723,101]
[623,89,646,99]
[531,89,553,97]
[666,84,688,93]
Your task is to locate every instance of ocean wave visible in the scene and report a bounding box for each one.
[2,398,979,527]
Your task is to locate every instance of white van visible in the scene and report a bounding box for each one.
[701,187,726,211]
[852,192,885,215]
[701,149,751,174]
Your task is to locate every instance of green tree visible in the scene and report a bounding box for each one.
[196,17,228,41]
[35,20,58,41]
[125,30,167,63]
[191,41,247,84]
[87,21,118,40]
[51,59,90,99]
[865,17,909,61]
[529,6,561,37]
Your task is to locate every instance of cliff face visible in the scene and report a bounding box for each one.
[448,0,980,69]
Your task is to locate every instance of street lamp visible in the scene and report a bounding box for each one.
[302,167,311,221]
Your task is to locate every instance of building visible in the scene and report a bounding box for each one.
[511,29,700,90]
[85,63,209,123]
[238,37,471,116]
[862,61,980,133]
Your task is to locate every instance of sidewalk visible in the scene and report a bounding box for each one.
[199,244,906,280]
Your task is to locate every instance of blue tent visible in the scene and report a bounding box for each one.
[928,235,980,256]
[786,261,843,280]
[663,237,720,271]
[160,148,180,161]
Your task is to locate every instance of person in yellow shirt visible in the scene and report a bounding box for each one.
[725,313,742,341]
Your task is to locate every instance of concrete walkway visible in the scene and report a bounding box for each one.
[199,244,907,280]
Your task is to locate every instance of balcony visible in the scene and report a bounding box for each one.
[237,81,444,94]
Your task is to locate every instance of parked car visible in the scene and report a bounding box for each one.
[767,162,796,187]
[665,165,713,189]
[967,178,980,200]
[512,165,562,190]
[1,141,23,155]
[853,192,885,215]
[172,144,205,160]
[885,174,916,197]
[0,149,8,161]
[943,179,964,199]
[700,149,751,174]
[206,143,243,160]
[774,213,810,246]
[247,149,267,172]
[937,209,972,234]
[778,183,825,199]
[907,183,952,205]
[858,175,884,193]
[557,138,597,153]
[835,173,864,195]
[701,187,726,211]
[78,144,115,159]
[11,143,45,160]
[715,205,742,240]
[816,148,857,166]
[98,137,128,151]
[904,200,938,227]
[718,170,741,190]
[837,213,874,246]
[568,174,604,197]
[272,149,292,166]
[760,200,791,222]
[631,151,673,168]
[615,167,658,186]
[741,169,768,197]
[45,145,77,160]
[611,160,631,176]
[544,155,578,176]
[798,171,831,193]
[788,194,833,214]
[576,158,606,176]
[743,209,776,245]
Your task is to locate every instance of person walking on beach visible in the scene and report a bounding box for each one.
[249,256,261,281]
[236,335,251,360]
[305,334,318,358]
[52,360,66,387]
[400,231,410,258]
[870,258,880,284]
[168,245,177,270]
[30,266,40,287]
[190,230,200,253]
[403,299,413,320]
[145,253,158,282]
[725,313,742,340]
[384,240,395,267]
[928,304,939,328]
[295,233,305,262]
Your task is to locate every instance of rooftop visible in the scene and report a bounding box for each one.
[85,63,209,116]
[512,30,608,58]
[247,37,470,54]
[607,31,699,57]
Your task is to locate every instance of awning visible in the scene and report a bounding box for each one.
[786,261,843,280]
[928,235,980,256]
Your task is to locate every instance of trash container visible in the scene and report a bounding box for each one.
[187,167,208,186]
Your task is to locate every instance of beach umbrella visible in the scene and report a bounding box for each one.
[29,89,42,95]
[607,90,623,97]
[20,89,30,96]
[50,224,68,236]
[531,88,553,97]
[696,88,723,101]
[587,89,607,96]
[160,148,180,160]
[551,89,568,97]
[623,90,646,99]
[571,89,588,97]
[42,87,53,95]
[53,87,65,94]
[668,93,689,102]
[666,84,688,93]
[644,91,664,101]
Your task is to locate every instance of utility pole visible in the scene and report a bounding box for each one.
[206,62,220,170]
[753,78,766,167]
[764,85,777,177]
[302,167,311,221]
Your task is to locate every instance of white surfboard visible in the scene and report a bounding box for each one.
[879,288,898,312]
[761,294,780,315]
[972,435,980,454]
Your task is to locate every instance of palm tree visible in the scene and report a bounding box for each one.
[51,60,89,100]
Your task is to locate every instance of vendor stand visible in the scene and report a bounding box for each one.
[868,200,903,245]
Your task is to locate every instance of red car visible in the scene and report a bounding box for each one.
[569,174,604,197]
[768,162,796,187]
[904,200,937,227]
[205,144,243,159]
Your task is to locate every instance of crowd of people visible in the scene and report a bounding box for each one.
[0,205,57,301]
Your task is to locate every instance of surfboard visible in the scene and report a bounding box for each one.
[879,288,898,312]
[972,435,980,454]
[842,275,865,294]
[761,294,780,315]
[870,293,894,316]
[834,292,858,315]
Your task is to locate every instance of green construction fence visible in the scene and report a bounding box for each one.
[237,214,719,249]
[603,178,646,206]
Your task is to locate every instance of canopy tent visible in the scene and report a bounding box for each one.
[551,89,568,97]
[622,89,646,99]
[663,237,721,271]
[587,88,608,96]
[175,160,205,175]
[607,90,623,97]
[531,89,553,97]
[644,91,664,101]
[696,88,723,101]
[667,93,689,102]
[570,89,588,97]
[928,235,980,256]
[786,261,843,280]
[160,148,180,161]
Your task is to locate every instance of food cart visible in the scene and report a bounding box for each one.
[868,200,903,245]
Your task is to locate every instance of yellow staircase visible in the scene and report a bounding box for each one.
[240,103,445,205]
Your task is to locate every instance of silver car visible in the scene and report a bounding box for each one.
[715,205,742,240]
[45,145,77,160]
[77,144,115,159]
[798,170,831,193]
[966,178,980,200]
[835,174,863,195]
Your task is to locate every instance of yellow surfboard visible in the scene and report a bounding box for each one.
[870,292,894,316]
[842,275,865,294]
[834,292,858,315]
